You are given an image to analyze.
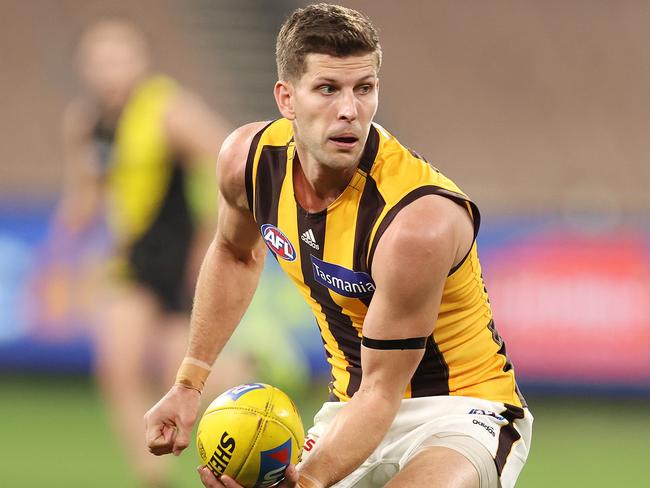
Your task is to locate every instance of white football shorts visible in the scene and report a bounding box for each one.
[300,395,533,488]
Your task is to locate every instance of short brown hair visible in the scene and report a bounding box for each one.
[276,3,382,81]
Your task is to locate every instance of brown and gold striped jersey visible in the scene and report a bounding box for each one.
[245,118,525,407]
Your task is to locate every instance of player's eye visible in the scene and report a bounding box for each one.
[318,85,336,95]
[357,84,373,95]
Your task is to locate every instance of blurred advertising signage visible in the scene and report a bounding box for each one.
[481,228,650,385]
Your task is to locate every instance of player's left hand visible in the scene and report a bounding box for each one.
[197,464,300,488]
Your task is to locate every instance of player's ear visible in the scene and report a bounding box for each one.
[274,80,295,120]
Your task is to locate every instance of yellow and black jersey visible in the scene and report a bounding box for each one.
[245,118,525,408]
[93,75,195,311]
[102,75,190,247]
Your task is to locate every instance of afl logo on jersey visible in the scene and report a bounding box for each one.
[261,224,297,261]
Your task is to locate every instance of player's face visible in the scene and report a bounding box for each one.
[282,53,379,171]
[78,28,149,110]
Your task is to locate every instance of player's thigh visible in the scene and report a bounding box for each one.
[94,283,160,375]
[386,445,479,488]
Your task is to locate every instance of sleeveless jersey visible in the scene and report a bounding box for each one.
[245,118,525,408]
[103,75,192,249]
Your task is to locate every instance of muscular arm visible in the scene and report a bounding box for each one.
[297,195,474,487]
[184,122,268,365]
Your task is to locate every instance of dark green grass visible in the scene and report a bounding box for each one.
[1,376,648,487]
[518,394,650,487]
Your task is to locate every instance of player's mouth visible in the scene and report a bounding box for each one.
[328,134,359,149]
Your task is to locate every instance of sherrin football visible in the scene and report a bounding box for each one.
[196,383,305,488]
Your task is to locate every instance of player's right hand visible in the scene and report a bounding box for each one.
[144,384,202,456]
[197,464,300,488]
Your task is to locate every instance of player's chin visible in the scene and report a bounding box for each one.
[326,148,362,168]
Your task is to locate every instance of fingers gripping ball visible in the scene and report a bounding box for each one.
[196,383,305,488]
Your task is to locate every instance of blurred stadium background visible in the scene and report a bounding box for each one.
[1,1,648,486]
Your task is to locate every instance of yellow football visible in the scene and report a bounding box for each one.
[196,383,305,488]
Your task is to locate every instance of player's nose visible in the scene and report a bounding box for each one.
[337,89,358,121]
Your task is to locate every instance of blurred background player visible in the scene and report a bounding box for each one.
[1,3,649,488]
[53,18,252,488]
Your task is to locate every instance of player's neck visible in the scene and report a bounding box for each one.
[95,73,147,117]
[293,151,357,213]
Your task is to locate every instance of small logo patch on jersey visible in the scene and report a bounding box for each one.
[261,224,296,261]
[310,255,375,298]
[256,438,292,488]
[300,228,320,250]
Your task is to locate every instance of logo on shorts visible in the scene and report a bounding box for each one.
[468,409,506,422]
[303,435,317,452]
[472,419,496,437]
[261,224,296,261]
